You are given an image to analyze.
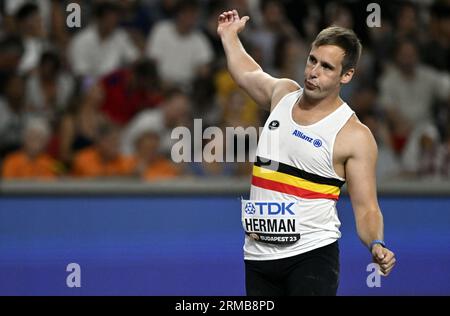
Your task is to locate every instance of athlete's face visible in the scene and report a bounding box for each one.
[303,45,354,100]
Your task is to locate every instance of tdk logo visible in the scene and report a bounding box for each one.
[292,129,322,148]
[245,202,295,215]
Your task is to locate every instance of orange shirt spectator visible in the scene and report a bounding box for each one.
[2,151,58,179]
[72,146,134,178]
[131,129,182,181]
[139,157,181,181]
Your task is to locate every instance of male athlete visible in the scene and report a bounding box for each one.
[218,10,396,295]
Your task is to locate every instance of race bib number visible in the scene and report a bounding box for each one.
[241,200,301,245]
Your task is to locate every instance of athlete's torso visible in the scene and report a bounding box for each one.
[243,88,355,260]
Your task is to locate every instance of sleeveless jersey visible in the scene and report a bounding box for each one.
[242,88,355,260]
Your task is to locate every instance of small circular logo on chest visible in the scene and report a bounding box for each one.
[268,120,280,130]
[313,139,322,148]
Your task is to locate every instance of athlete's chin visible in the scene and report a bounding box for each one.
[303,89,322,100]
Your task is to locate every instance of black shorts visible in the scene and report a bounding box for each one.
[245,241,340,296]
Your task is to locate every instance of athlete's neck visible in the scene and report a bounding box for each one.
[298,91,343,113]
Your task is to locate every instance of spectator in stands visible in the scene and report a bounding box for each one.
[394,2,422,42]
[13,2,48,74]
[401,124,441,178]
[145,0,214,88]
[147,0,179,23]
[72,123,134,178]
[202,0,227,59]
[119,0,153,53]
[350,84,381,120]
[25,51,75,122]
[214,69,261,128]
[438,123,450,178]
[190,71,223,127]
[1,117,58,180]
[0,36,24,89]
[68,1,139,80]
[378,39,450,156]
[186,127,239,178]
[273,35,308,85]
[367,14,395,72]
[58,83,108,167]
[324,2,354,29]
[437,91,450,178]
[361,114,400,181]
[3,0,52,35]
[0,73,28,159]
[98,58,164,126]
[421,3,450,72]
[246,0,299,74]
[5,0,73,51]
[132,130,181,181]
[221,90,260,129]
[121,89,192,157]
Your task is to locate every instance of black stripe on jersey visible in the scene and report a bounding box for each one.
[254,156,345,188]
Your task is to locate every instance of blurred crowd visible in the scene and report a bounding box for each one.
[0,0,449,182]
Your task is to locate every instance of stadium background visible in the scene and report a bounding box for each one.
[0,0,449,295]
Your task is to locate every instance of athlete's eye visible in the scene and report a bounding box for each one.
[308,56,316,64]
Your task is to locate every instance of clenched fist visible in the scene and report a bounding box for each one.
[372,244,396,276]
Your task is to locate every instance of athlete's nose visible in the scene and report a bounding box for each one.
[310,64,320,78]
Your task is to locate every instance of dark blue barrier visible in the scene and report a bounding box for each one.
[0,196,449,295]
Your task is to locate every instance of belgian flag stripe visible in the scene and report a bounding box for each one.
[251,176,340,200]
[253,166,341,196]
[254,156,345,188]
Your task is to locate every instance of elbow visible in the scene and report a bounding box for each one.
[355,206,383,227]
[234,69,259,89]
[232,74,248,90]
[235,78,247,90]
[362,207,383,220]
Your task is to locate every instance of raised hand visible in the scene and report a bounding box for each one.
[217,9,250,37]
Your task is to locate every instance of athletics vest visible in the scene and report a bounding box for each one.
[243,88,354,260]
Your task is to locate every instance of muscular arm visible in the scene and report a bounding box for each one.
[345,120,396,275]
[218,10,299,111]
[345,123,383,246]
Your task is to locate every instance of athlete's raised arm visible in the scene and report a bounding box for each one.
[217,9,299,111]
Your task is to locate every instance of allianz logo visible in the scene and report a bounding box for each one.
[292,129,322,148]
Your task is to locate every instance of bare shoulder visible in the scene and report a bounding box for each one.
[337,115,378,159]
[342,115,374,138]
[270,79,301,111]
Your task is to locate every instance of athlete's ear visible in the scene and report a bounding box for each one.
[340,68,354,84]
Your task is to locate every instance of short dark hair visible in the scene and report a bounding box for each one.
[0,35,24,55]
[174,0,200,15]
[96,122,120,140]
[312,26,362,74]
[431,2,450,19]
[163,87,188,100]
[94,1,120,19]
[133,58,158,79]
[260,0,281,14]
[15,3,39,22]
[39,51,61,70]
